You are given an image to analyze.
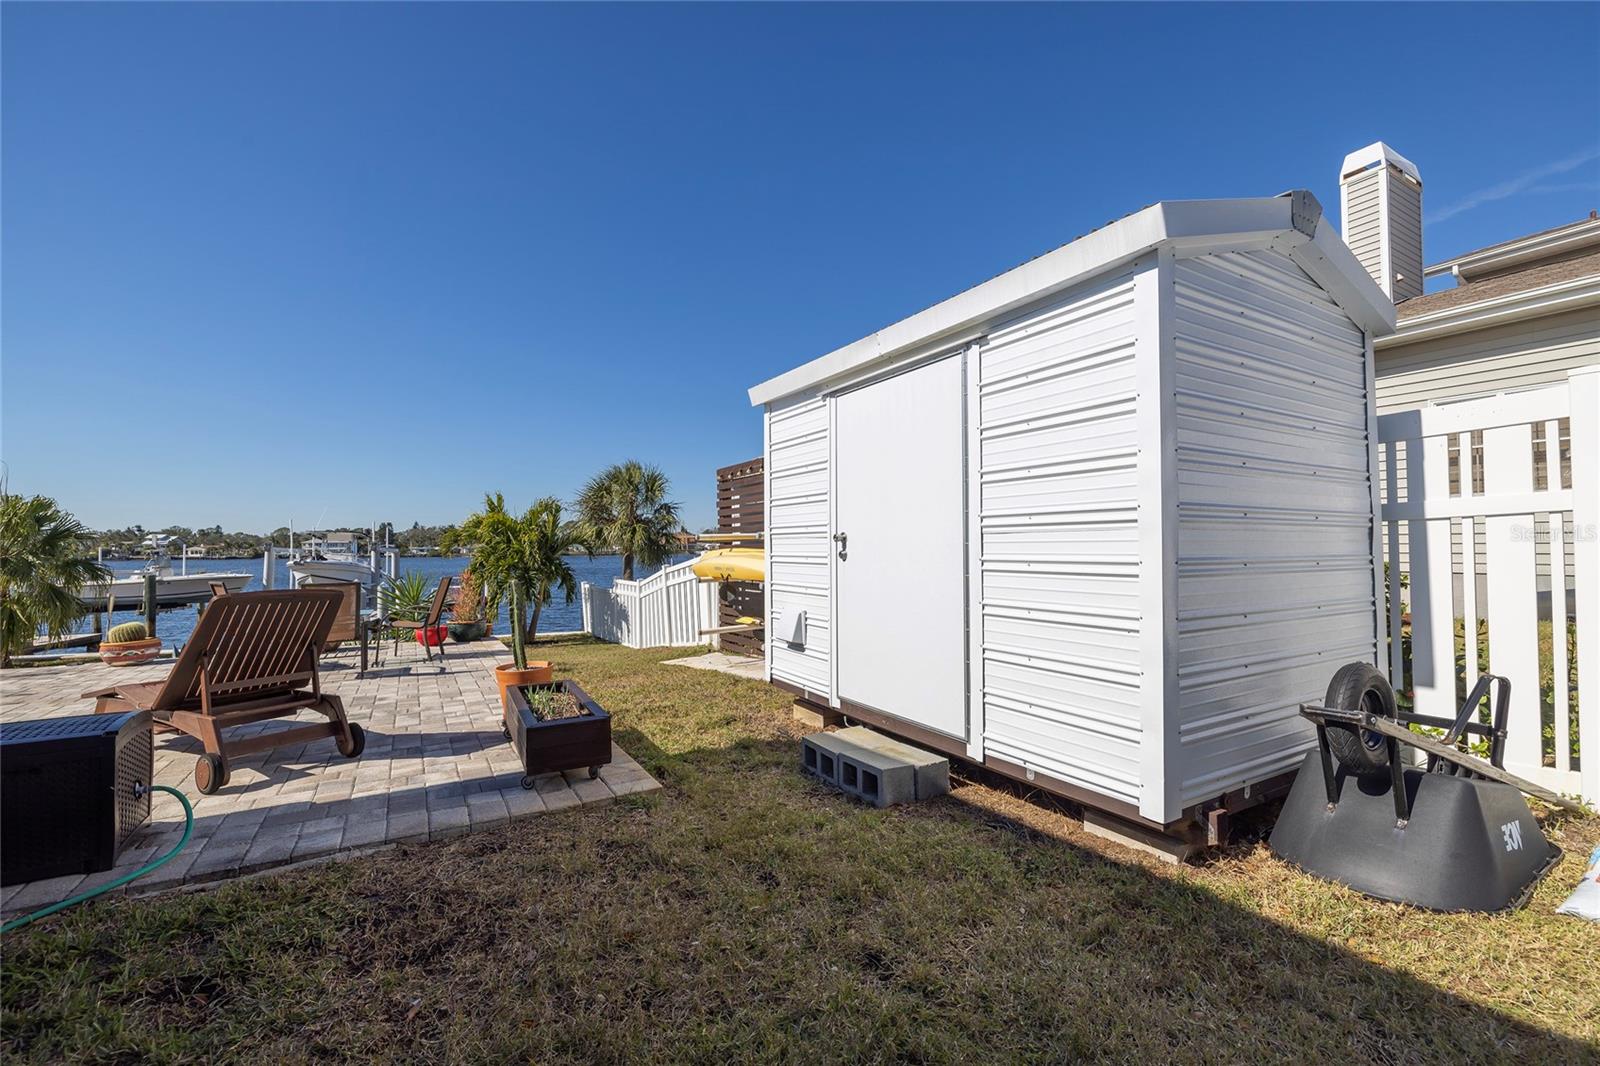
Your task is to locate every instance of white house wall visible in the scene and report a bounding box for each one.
[1170,248,1380,808]
[764,390,832,698]
[975,264,1147,809]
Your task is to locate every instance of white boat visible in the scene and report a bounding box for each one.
[287,529,396,607]
[81,549,252,611]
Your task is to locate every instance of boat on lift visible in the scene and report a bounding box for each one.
[79,536,252,610]
[287,527,397,607]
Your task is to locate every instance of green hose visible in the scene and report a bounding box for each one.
[2,783,194,934]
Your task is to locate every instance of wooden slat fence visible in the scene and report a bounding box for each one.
[716,457,765,657]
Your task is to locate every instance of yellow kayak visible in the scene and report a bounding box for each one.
[691,547,765,582]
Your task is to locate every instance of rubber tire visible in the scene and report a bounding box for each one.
[195,753,229,795]
[1323,661,1397,777]
[520,774,538,791]
[501,724,512,742]
[588,765,602,780]
[338,723,367,759]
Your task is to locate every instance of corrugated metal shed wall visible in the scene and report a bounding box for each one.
[1170,248,1379,805]
[976,266,1146,808]
[765,390,831,697]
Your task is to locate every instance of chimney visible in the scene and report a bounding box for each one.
[1339,142,1423,303]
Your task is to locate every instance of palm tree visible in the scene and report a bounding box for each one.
[575,461,682,581]
[443,494,584,643]
[0,491,111,668]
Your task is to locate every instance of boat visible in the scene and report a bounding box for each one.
[79,540,252,611]
[287,529,396,607]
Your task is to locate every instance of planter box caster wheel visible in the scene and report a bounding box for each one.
[588,765,601,780]
[520,774,538,791]
[502,724,512,742]
[195,753,230,795]
[337,722,366,758]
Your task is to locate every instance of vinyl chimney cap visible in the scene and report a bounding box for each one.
[1341,142,1421,185]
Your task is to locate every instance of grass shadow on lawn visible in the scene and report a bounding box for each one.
[3,638,1597,1063]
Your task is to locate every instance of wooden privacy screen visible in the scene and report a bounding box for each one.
[716,457,765,657]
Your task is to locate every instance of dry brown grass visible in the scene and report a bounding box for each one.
[3,636,1597,1064]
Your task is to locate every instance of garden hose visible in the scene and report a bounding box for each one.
[1,783,194,934]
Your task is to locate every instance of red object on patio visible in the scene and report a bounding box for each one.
[416,625,448,647]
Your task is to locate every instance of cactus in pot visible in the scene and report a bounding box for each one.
[446,567,489,642]
[100,619,161,666]
[107,621,149,644]
[493,577,551,713]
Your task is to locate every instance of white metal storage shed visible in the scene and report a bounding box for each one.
[749,191,1399,835]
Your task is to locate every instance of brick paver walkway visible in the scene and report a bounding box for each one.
[0,638,659,917]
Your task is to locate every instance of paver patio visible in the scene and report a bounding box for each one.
[0,637,659,917]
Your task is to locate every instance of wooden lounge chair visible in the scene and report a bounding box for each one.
[389,576,452,663]
[81,587,364,794]
[208,581,230,600]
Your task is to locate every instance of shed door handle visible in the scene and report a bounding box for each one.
[832,532,847,561]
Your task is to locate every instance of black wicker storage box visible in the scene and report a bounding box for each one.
[1,711,153,886]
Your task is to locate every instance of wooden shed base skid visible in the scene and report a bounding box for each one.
[774,679,1295,853]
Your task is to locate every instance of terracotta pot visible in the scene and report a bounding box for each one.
[99,637,163,667]
[495,660,553,712]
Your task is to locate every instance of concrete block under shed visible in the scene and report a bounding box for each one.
[801,727,949,808]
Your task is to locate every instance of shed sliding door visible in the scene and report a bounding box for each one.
[833,354,967,740]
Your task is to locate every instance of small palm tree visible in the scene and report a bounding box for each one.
[444,494,584,643]
[0,491,111,668]
[575,461,682,581]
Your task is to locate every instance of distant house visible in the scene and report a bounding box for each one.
[1337,143,1598,413]
[1341,143,1596,803]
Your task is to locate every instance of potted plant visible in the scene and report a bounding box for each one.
[442,494,584,704]
[446,567,489,643]
[494,579,552,711]
[98,620,162,666]
[501,668,613,788]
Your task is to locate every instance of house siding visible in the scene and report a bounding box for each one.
[1375,306,1600,413]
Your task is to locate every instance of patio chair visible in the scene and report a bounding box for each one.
[81,587,363,794]
[389,576,452,663]
[302,579,360,661]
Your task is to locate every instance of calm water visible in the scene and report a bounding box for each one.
[92,554,689,648]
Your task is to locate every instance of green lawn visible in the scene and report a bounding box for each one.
[3,637,1597,1063]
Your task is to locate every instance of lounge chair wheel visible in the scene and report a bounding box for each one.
[520,774,538,791]
[588,765,601,780]
[338,723,367,759]
[195,753,229,795]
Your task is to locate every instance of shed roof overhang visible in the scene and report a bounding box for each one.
[749,192,1397,406]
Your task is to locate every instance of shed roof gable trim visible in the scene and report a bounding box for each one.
[749,193,1395,407]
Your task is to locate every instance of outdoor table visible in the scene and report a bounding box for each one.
[358,611,387,678]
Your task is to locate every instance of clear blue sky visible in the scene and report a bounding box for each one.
[5,3,1597,533]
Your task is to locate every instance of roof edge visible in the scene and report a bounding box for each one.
[750,193,1393,407]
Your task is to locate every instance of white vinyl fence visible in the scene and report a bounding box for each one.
[581,559,717,649]
[1377,367,1599,803]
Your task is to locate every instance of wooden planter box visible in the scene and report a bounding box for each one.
[502,679,611,789]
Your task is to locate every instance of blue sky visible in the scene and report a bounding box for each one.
[4,3,1597,533]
